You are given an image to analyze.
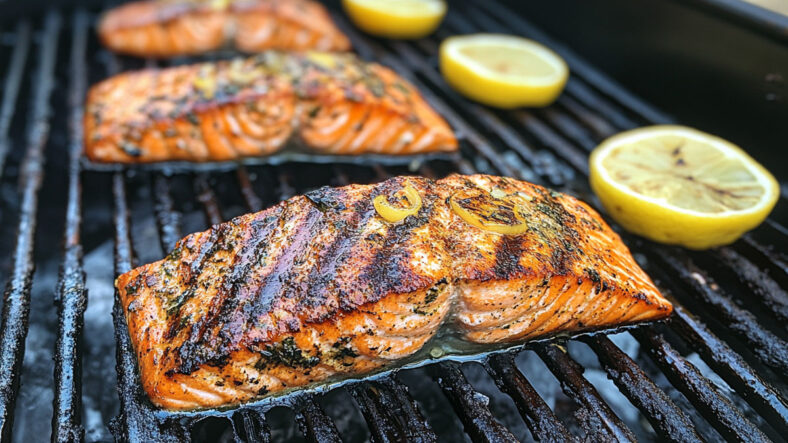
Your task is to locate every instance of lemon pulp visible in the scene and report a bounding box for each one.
[590,125,779,249]
[457,45,557,78]
[439,34,568,108]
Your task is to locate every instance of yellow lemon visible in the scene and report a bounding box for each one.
[342,0,446,39]
[439,34,568,108]
[589,125,780,250]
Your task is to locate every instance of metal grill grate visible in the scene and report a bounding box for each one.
[0,1,785,441]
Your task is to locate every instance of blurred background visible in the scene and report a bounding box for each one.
[514,0,787,183]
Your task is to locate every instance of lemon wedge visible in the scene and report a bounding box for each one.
[342,0,446,39]
[439,34,568,108]
[590,125,779,249]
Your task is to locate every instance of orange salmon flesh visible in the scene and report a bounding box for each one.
[85,52,458,163]
[115,174,672,410]
[99,0,351,57]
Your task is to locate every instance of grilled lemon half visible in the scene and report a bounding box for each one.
[590,125,779,249]
[342,0,446,39]
[439,34,568,108]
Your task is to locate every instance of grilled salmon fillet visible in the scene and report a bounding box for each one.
[116,174,672,410]
[85,52,457,163]
[99,0,351,57]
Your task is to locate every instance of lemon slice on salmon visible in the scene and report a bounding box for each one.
[342,0,447,39]
[439,34,568,108]
[590,125,780,249]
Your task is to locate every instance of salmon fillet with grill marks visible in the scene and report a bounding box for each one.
[116,174,672,410]
[99,0,351,58]
[85,52,457,163]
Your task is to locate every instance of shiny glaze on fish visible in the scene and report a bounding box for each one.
[99,0,351,57]
[115,174,672,409]
[85,52,457,163]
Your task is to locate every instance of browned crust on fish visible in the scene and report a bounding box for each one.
[85,52,458,163]
[116,174,671,410]
[98,0,351,57]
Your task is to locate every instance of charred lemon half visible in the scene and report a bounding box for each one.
[590,125,779,249]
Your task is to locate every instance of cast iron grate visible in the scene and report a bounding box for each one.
[0,1,785,441]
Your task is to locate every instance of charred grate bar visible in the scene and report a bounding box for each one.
[52,11,90,443]
[0,12,60,441]
[0,0,781,441]
[584,334,703,441]
[633,329,771,442]
[348,378,437,442]
[484,353,576,442]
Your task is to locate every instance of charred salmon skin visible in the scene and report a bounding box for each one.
[85,51,457,163]
[116,174,672,410]
[99,0,351,57]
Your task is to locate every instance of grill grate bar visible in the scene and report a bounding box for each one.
[0,13,59,440]
[152,174,183,252]
[510,110,589,173]
[670,305,788,433]
[195,173,224,226]
[462,105,569,187]
[539,107,599,152]
[562,79,640,130]
[651,247,788,374]
[111,171,177,441]
[0,21,31,180]
[712,247,788,326]
[232,409,271,443]
[553,95,618,139]
[535,344,636,442]
[765,218,788,239]
[584,335,704,442]
[295,397,342,443]
[237,166,263,212]
[740,235,788,280]
[429,362,517,442]
[634,329,771,442]
[52,11,90,443]
[485,353,576,442]
[348,384,403,443]
[348,378,437,443]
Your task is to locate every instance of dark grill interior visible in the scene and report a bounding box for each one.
[0,1,786,441]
